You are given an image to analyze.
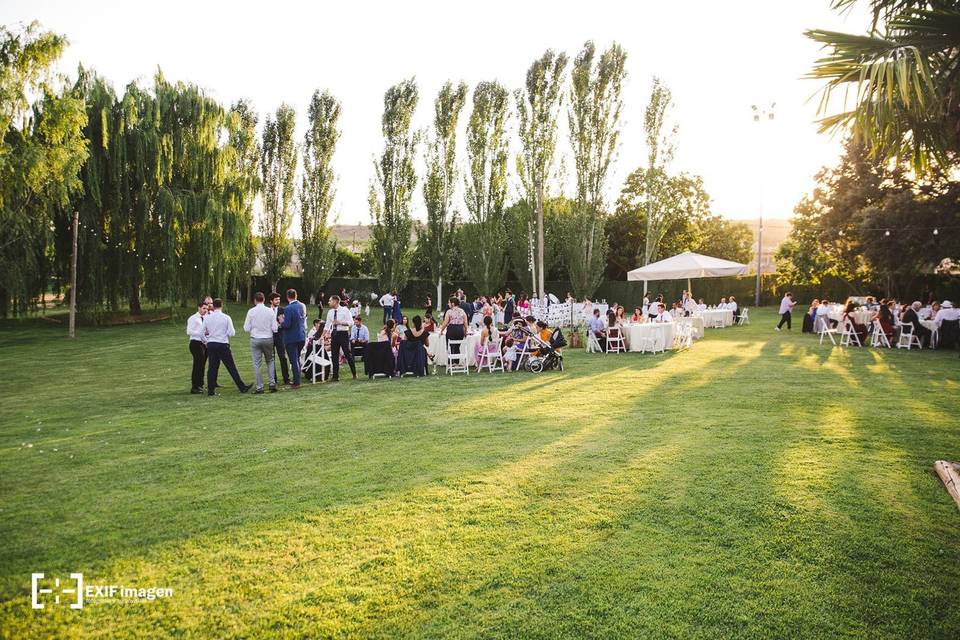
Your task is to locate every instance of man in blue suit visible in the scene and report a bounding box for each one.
[280,288,307,388]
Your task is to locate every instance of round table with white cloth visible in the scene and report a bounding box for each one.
[828,308,874,325]
[700,308,734,327]
[622,322,675,352]
[428,331,479,366]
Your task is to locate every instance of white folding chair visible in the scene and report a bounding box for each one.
[476,337,503,373]
[839,319,862,347]
[738,308,749,326]
[606,328,626,354]
[897,325,923,350]
[673,324,693,351]
[870,320,891,348]
[586,331,602,353]
[446,340,469,375]
[818,320,838,345]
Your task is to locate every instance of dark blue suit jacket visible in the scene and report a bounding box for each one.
[281,300,307,344]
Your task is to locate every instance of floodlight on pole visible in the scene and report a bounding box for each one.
[751,101,776,308]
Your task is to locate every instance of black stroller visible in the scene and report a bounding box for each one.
[525,327,566,373]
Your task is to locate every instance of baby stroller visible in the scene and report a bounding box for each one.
[525,327,566,373]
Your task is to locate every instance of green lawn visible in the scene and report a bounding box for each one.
[1,308,958,639]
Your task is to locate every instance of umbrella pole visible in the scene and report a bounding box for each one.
[687,277,692,299]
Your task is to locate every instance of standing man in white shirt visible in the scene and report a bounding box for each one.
[379,289,396,325]
[203,298,251,395]
[325,294,357,381]
[776,292,796,331]
[243,292,279,394]
[268,292,291,386]
[186,300,208,394]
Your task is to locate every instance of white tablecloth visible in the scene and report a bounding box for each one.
[622,322,675,352]
[828,308,873,325]
[428,331,479,366]
[700,309,734,327]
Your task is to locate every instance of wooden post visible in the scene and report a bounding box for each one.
[68,211,79,338]
[934,460,960,511]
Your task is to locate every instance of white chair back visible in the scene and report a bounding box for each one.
[446,340,469,375]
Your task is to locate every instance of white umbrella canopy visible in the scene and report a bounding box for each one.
[627,251,747,281]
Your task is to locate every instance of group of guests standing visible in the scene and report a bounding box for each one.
[186,288,323,395]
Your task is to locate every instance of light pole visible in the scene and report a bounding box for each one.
[750,102,775,308]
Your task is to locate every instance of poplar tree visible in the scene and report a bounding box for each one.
[565,41,627,298]
[462,81,510,293]
[224,99,260,301]
[515,49,568,300]
[640,77,678,266]
[422,81,467,304]
[369,79,419,292]
[298,90,340,303]
[260,104,297,292]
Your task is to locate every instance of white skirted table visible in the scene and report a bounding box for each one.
[428,331,479,366]
[700,309,734,328]
[828,308,874,325]
[622,322,675,352]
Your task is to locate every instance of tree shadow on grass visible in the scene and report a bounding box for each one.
[0,345,721,638]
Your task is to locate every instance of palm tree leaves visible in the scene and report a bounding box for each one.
[807,4,960,170]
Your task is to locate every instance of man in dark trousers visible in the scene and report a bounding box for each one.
[203,299,251,395]
[185,299,208,393]
[280,288,307,388]
[502,290,515,324]
[269,292,291,385]
[903,301,932,348]
[324,294,357,380]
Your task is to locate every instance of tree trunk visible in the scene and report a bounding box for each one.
[436,275,443,310]
[129,282,142,315]
[536,192,545,301]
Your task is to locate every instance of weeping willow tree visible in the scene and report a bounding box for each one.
[565,41,626,299]
[422,81,468,304]
[298,89,340,303]
[462,81,510,293]
[369,79,419,292]
[260,104,297,292]
[52,69,254,313]
[0,22,87,316]
[54,67,117,314]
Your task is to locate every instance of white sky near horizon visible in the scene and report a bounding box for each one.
[3,0,867,229]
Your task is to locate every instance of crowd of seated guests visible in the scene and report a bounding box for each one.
[801,295,960,349]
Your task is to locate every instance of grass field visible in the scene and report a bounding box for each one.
[1,307,958,639]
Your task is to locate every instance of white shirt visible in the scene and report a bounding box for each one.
[186,312,205,342]
[243,303,278,339]
[934,307,960,325]
[380,293,394,308]
[728,301,738,313]
[657,310,673,323]
[779,297,795,314]
[325,305,353,332]
[203,310,236,344]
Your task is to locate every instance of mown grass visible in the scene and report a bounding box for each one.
[0,308,958,639]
